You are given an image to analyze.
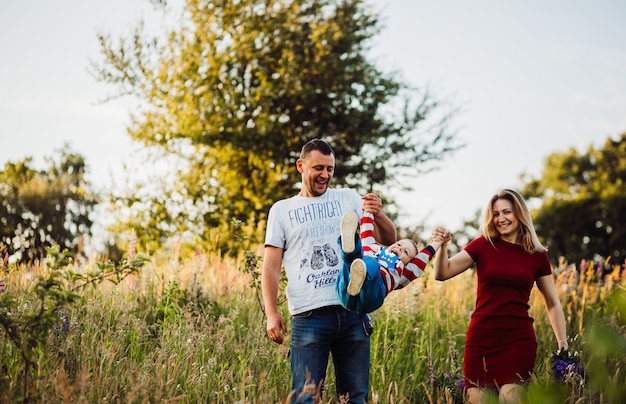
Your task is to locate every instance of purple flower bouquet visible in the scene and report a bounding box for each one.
[552,348,586,384]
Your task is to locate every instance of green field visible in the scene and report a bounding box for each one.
[1,248,624,403]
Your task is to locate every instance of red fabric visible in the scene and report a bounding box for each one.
[408,247,434,272]
[462,236,552,388]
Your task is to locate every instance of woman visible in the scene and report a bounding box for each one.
[434,189,568,404]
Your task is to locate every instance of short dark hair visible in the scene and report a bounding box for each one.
[300,138,334,159]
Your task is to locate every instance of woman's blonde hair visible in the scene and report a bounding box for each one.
[480,189,547,254]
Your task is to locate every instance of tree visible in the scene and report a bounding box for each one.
[522,133,626,264]
[92,0,461,251]
[0,146,97,263]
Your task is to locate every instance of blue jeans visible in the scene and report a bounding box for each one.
[335,237,387,314]
[290,306,372,403]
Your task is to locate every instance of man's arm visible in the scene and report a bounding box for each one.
[261,245,287,344]
[372,210,396,245]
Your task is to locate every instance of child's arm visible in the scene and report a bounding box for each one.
[428,227,450,251]
[404,228,450,279]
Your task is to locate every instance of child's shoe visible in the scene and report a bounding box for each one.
[347,258,366,296]
[340,211,358,253]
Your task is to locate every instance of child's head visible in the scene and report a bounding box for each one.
[387,238,418,265]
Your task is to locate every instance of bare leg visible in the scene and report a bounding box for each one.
[467,387,499,404]
[499,383,525,404]
[467,387,487,404]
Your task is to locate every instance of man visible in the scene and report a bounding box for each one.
[262,138,396,403]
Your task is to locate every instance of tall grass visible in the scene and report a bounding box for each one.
[1,249,624,403]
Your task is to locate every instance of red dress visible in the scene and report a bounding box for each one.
[462,236,552,388]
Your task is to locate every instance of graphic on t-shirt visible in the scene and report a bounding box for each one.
[311,245,324,270]
[310,243,339,270]
[376,248,398,269]
[322,243,338,266]
[298,256,309,280]
[287,199,342,228]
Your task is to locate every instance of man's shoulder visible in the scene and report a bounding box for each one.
[270,194,299,207]
[269,188,360,212]
[327,187,360,198]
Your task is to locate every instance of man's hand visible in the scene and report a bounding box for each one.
[362,193,382,216]
[266,313,287,344]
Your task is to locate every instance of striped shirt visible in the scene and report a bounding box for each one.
[360,212,435,294]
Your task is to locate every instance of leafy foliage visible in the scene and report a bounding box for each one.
[522,133,626,264]
[91,0,461,251]
[0,146,97,263]
[0,244,149,402]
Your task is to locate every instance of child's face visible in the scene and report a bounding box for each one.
[387,239,418,265]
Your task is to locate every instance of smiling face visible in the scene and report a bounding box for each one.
[492,198,520,243]
[297,149,335,197]
[387,239,418,265]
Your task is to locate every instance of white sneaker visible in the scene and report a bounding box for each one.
[347,258,366,296]
[340,211,358,253]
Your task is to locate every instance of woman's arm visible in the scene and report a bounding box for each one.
[433,241,475,281]
[536,274,568,350]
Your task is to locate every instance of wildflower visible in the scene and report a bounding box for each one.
[444,370,465,392]
[552,348,586,384]
[0,279,5,293]
[62,312,70,332]
[426,355,436,386]
[52,309,70,344]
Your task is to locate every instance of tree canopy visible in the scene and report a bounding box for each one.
[0,146,96,263]
[522,133,626,265]
[92,0,461,251]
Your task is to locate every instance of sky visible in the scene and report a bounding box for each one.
[1,0,625,237]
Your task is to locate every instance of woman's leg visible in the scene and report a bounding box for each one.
[467,387,496,404]
[499,383,525,404]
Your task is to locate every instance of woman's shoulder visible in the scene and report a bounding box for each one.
[466,235,488,248]
[463,236,489,258]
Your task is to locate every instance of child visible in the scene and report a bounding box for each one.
[336,210,446,314]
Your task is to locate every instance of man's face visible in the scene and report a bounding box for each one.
[296,150,335,197]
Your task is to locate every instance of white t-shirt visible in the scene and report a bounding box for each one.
[265,188,363,315]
